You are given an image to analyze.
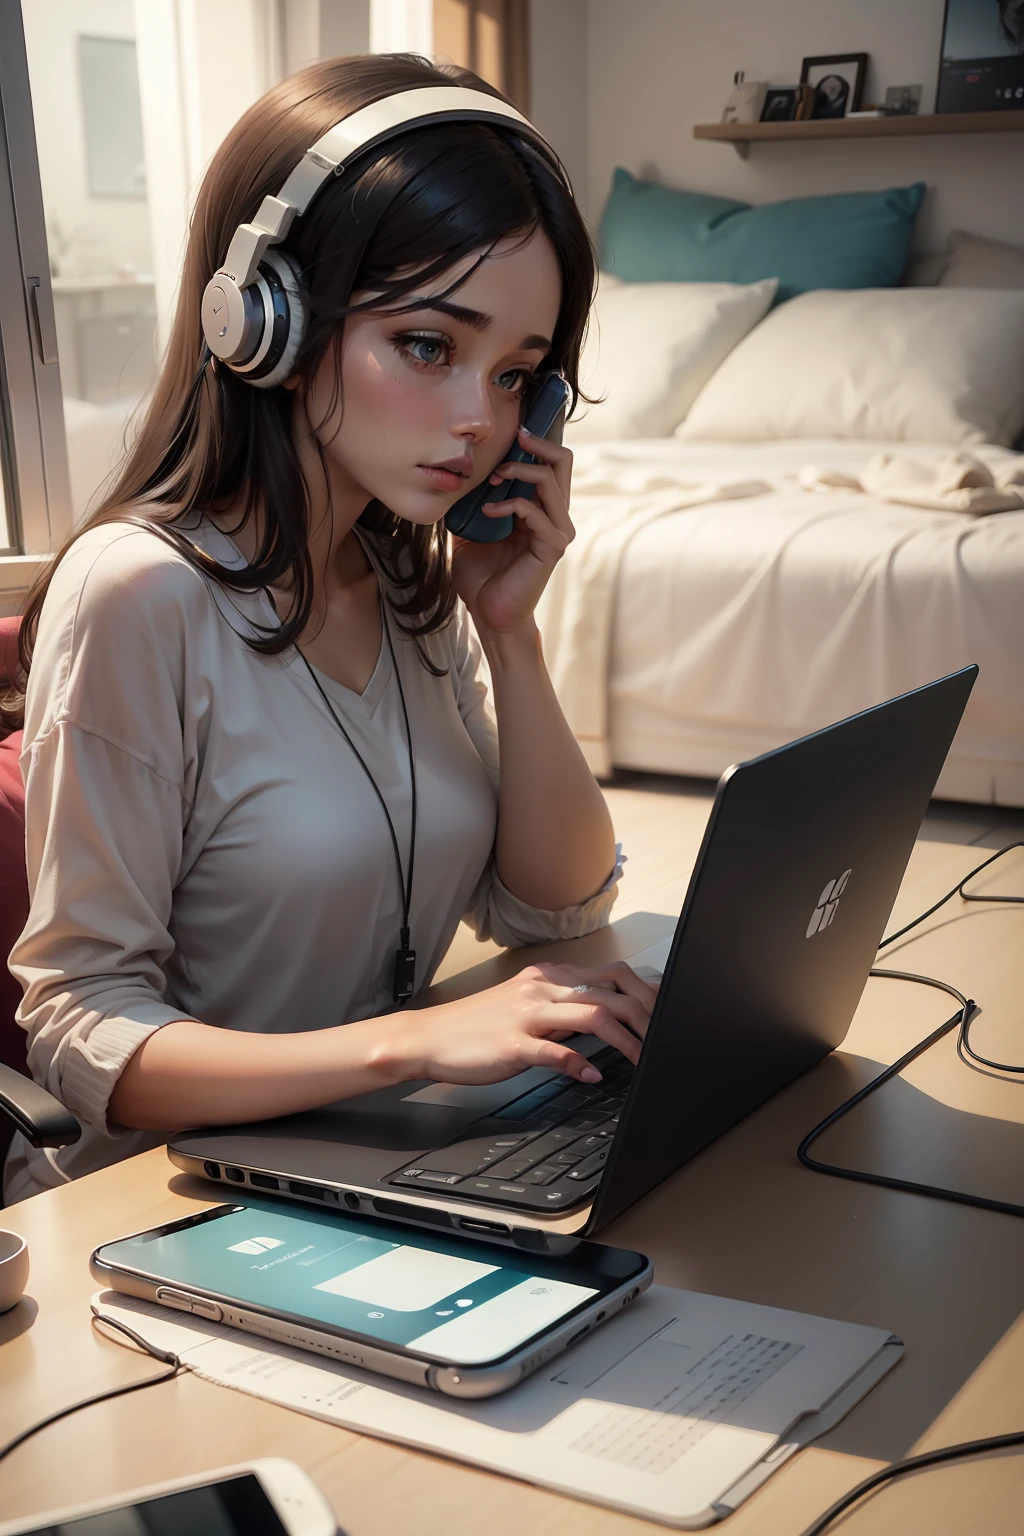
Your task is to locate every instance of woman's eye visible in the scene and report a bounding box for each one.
[395,335,532,395]
[496,368,533,394]
[398,334,450,368]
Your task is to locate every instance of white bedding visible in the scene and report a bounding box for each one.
[542,439,1024,806]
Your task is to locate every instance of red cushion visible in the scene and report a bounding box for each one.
[0,615,27,1086]
[0,734,26,1073]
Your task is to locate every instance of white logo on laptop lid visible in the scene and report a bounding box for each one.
[806,870,851,938]
[228,1236,285,1255]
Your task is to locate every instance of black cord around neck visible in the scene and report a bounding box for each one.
[293,592,418,1004]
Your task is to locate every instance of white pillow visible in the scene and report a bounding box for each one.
[678,287,1024,446]
[564,273,778,442]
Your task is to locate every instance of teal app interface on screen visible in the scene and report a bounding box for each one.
[107,1203,598,1365]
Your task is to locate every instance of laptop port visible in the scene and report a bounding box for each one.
[343,1192,360,1211]
[458,1218,511,1237]
[373,1197,452,1227]
[567,1325,590,1347]
[288,1181,325,1201]
[249,1173,279,1190]
[224,1166,245,1183]
[202,1161,220,1179]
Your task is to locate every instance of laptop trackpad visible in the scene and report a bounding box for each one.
[401,1069,555,1112]
[400,1035,604,1111]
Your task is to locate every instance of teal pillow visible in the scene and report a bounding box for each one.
[598,169,926,303]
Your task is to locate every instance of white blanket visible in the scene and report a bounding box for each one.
[799,450,1024,516]
[536,466,772,776]
[539,440,1024,802]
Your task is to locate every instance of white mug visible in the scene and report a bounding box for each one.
[0,1229,29,1313]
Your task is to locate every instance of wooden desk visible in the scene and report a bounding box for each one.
[2,837,1023,1533]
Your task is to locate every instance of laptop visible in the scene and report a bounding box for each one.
[169,666,977,1252]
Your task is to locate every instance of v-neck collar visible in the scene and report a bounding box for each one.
[195,514,395,720]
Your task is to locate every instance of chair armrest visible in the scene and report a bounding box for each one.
[0,1061,81,1147]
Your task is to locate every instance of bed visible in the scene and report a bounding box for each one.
[571,437,1024,806]
[541,193,1024,808]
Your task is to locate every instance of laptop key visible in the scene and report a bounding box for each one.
[524,1163,564,1186]
[485,1155,535,1179]
[391,1169,465,1187]
[494,1079,575,1121]
[552,1149,583,1166]
[560,1113,604,1133]
[515,1131,574,1164]
[565,1147,609,1180]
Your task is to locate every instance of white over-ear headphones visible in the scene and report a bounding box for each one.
[200,85,563,389]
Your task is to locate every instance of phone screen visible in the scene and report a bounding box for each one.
[97,1201,618,1366]
[16,1472,285,1535]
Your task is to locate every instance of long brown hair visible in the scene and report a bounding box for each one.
[2,52,596,732]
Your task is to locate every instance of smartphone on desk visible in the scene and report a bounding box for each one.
[91,1196,652,1399]
[0,1459,337,1536]
[444,370,572,542]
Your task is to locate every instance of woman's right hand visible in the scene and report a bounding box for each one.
[374,960,659,1088]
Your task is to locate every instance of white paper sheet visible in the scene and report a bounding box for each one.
[92,1285,901,1528]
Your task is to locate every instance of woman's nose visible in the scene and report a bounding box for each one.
[448,382,498,444]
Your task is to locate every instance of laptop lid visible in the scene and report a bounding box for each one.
[586,665,978,1233]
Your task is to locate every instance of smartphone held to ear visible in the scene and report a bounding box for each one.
[444,371,571,543]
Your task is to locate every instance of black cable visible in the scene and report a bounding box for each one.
[800,1428,1024,1536]
[795,968,1024,1219]
[878,840,1024,1079]
[877,839,1024,951]
[793,841,1024,1529]
[0,1312,182,1466]
[798,839,1024,1217]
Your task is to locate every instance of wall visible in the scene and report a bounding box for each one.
[21,0,153,278]
[529,0,590,214]
[584,0,1024,253]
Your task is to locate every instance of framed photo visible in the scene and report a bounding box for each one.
[760,86,800,123]
[936,0,1024,113]
[799,53,868,119]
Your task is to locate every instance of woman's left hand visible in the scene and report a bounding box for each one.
[450,426,574,635]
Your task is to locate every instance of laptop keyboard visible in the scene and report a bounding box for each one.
[386,1047,633,1210]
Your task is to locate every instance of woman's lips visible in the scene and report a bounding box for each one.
[417,465,468,492]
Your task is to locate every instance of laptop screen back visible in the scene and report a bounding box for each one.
[591,666,977,1232]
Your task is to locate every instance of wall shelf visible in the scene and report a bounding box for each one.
[694,109,1024,158]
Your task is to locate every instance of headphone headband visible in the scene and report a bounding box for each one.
[202,84,564,388]
[222,87,549,289]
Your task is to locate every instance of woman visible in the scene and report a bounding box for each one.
[3,54,655,1204]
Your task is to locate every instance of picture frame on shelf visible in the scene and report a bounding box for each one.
[760,86,800,123]
[883,83,922,115]
[936,0,1024,113]
[799,53,868,119]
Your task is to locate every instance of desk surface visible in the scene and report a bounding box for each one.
[2,836,1023,1534]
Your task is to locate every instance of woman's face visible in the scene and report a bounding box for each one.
[301,225,563,525]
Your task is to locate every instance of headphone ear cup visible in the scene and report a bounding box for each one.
[249,248,307,389]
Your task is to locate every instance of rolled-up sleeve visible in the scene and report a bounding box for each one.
[11,721,198,1133]
[9,528,203,1136]
[449,603,625,949]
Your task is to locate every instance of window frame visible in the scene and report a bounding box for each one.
[0,2,72,614]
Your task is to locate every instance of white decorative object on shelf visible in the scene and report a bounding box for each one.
[721,70,768,124]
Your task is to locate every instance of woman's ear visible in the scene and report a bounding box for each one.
[281,374,301,392]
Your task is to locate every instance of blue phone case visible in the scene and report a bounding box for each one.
[444,372,571,543]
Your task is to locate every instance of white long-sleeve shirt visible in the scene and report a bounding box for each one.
[4,518,622,1202]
